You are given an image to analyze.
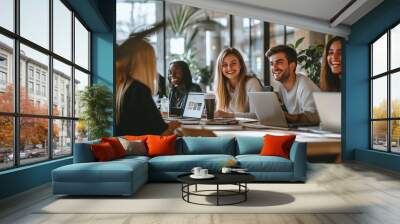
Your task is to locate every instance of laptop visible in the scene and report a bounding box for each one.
[247,92,314,129]
[312,92,341,133]
[165,92,205,122]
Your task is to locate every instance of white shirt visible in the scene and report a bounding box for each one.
[277,73,320,121]
[227,77,263,113]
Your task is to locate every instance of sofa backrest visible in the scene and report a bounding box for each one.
[73,139,100,163]
[177,137,236,155]
[235,136,263,155]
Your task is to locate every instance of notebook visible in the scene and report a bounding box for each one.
[312,92,341,133]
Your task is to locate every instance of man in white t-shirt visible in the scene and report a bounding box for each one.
[265,45,320,125]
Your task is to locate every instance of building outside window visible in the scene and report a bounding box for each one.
[371,23,400,154]
[0,0,91,170]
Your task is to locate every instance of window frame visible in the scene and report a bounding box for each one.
[0,0,92,171]
[370,20,400,154]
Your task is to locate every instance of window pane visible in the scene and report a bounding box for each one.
[0,0,14,31]
[75,120,88,143]
[20,0,49,49]
[53,59,72,117]
[20,44,49,115]
[391,24,400,70]
[286,26,299,45]
[74,69,89,118]
[0,35,14,112]
[233,16,250,69]
[372,121,388,151]
[270,24,284,47]
[250,19,263,83]
[391,120,400,153]
[0,116,13,170]
[20,117,49,165]
[53,119,72,158]
[75,18,89,70]
[372,33,387,76]
[372,76,387,119]
[391,72,400,118]
[53,0,72,60]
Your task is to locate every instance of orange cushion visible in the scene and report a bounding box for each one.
[101,137,126,158]
[124,135,148,141]
[91,142,117,161]
[260,134,296,159]
[146,135,177,157]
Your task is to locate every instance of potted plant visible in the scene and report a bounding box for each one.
[289,37,324,85]
[79,84,113,140]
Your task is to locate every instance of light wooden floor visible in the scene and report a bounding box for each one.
[1,162,400,224]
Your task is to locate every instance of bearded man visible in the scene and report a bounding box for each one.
[265,45,320,125]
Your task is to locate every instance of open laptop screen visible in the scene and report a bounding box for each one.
[182,92,205,119]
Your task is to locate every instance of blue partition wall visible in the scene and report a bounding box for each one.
[0,0,115,200]
[345,0,400,171]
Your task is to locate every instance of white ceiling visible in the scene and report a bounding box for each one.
[166,0,384,38]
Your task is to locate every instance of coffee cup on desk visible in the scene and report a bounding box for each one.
[204,93,215,120]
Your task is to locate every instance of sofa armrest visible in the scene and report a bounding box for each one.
[289,141,307,181]
[73,141,99,163]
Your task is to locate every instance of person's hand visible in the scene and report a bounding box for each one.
[214,110,234,118]
[167,120,181,130]
[283,112,299,123]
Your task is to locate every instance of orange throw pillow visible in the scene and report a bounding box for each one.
[260,134,296,159]
[124,135,148,141]
[91,142,117,161]
[101,137,126,158]
[146,135,177,157]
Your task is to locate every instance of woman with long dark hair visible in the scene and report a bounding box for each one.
[320,36,344,91]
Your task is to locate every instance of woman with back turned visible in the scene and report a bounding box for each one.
[115,38,180,136]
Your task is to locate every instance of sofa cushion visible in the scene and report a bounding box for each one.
[118,137,147,156]
[148,154,235,172]
[91,142,118,161]
[147,135,177,157]
[101,137,127,158]
[260,134,296,159]
[74,140,100,163]
[236,155,293,172]
[235,137,263,155]
[177,137,235,155]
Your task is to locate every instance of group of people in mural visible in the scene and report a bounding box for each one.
[115,35,343,136]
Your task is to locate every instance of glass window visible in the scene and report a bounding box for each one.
[74,69,89,118]
[20,44,49,115]
[0,35,14,113]
[74,18,89,70]
[372,121,388,151]
[53,0,72,60]
[391,24,400,70]
[20,0,49,49]
[19,117,49,165]
[270,24,284,47]
[53,119,72,158]
[0,116,13,169]
[372,34,387,76]
[53,59,72,117]
[233,16,250,69]
[0,0,14,32]
[372,77,387,119]
[250,19,264,82]
[391,72,400,118]
[371,23,400,154]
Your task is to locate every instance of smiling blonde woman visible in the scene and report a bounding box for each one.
[214,48,262,118]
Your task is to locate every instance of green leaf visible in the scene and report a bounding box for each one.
[294,37,304,48]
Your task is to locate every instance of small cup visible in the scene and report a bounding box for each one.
[221,167,232,174]
[191,167,202,176]
[199,169,208,176]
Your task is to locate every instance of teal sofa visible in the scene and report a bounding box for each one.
[52,136,307,196]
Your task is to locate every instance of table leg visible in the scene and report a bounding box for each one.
[217,184,219,206]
